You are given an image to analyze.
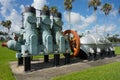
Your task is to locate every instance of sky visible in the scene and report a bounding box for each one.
[0,0,120,36]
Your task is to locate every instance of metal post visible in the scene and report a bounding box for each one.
[18,57,23,66]
[24,57,31,72]
[65,53,70,64]
[112,51,115,57]
[88,53,92,61]
[44,55,49,62]
[54,54,60,66]
[90,53,95,61]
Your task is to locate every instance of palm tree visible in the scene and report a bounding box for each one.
[0,20,12,34]
[5,20,12,32]
[101,3,112,16]
[0,21,5,26]
[101,3,112,36]
[64,0,75,29]
[42,5,49,11]
[88,0,101,33]
[50,6,58,27]
[50,6,58,16]
[64,0,74,10]
[88,0,101,11]
[41,5,51,17]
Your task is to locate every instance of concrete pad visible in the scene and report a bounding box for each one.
[10,55,120,80]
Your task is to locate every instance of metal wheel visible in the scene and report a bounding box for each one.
[63,30,80,57]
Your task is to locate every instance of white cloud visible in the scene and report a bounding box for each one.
[0,0,49,32]
[85,14,96,23]
[110,9,118,17]
[32,0,48,10]
[64,12,82,25]
[6,9,22,31]
[106,24,116,32]
[0,0,23,32]
[90,24,116,33]
[32,0,48,17]
[20,4,25,13]
[63,12,96,34]
[0,0,16,17]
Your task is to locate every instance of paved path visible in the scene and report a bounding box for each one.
[10,55,120,80]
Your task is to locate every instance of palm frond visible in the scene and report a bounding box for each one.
[64,0,74,11]
[42,5,49,11]
[101,3,112,16]
[0,20,12,29]
[88,0,101,11]
[50,6,58,15]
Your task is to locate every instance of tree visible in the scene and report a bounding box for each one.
[101,3,112,36]
[101,3,112,16]
[50,6,58,16]
[42,5,49,11]
[41,5,50,17]
[107,34,120,43]
[88,0,101,33]
[64,0,75,10]
[64,0,75,29]
[0,21,5,26]
[0,20,12,34]
[88,0,101,11]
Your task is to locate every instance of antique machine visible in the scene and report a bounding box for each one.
[79,32,115,60]
[2,6,115,72]
[2,6,79,71]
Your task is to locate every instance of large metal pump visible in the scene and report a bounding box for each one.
[2,6,80,71]
[52,12,70,53]
[1,6,115,72]
[39,10,53,54]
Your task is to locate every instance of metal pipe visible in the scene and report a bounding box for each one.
[2,42,7,47]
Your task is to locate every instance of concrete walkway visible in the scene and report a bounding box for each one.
[10,55,120,80]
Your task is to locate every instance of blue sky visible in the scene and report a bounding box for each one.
[0,0,120,36]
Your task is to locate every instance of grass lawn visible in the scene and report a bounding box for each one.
[115,47,120,55]
[0,42,16,80]
[52,46,120,80]
[0,41,120,80]
[51,61,120,80]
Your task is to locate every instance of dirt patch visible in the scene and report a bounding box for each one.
[10,55,120,80]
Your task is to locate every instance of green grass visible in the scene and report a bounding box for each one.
[0,41,63,80]
[0,41,120,80]
[52,46,120,80]
[0,42,16,80]
[115,47,120,55]
[52,61,120,80]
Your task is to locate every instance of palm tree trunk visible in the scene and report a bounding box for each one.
[68,11,71,29]
[7,29,9,40]
[103,15,106,37]
[68,10,71,43]
[94,11,97,33]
